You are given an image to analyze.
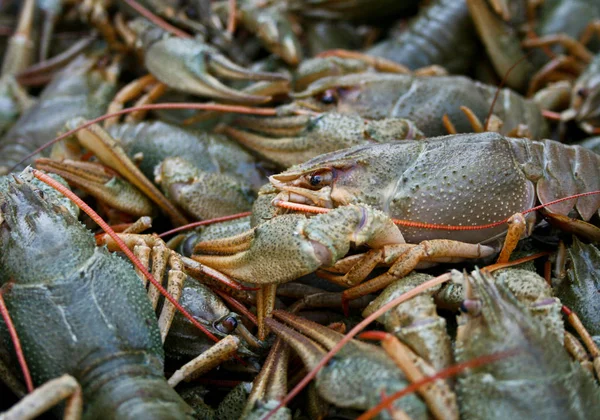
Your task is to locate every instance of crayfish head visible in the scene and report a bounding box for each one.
[455,269,550,376]
[0,172,93,285]
[269,141,411,214]
[269,154,366,210]
[293,73,409,120]
[456,269,519,346]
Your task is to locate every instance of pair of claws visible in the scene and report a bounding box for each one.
[106,35,290,118]
[192,203,498,339]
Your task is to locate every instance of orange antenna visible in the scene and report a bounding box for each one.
[9,103,278,172]
[356,347,521,420]
[123,0,191,39]
[265,251,545,418]
[276,190,600,231]
[264,272,453,419]
[213,289,258,326]
[32,170,221,343]
[0,289,34,393]
[158,211,252,238]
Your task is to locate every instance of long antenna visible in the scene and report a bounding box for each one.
[33,170,220,343]
[8,103,278,172]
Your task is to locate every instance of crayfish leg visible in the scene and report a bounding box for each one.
[105,75,157,127]
[342,240,495,305]
[361,332,458,420]
[496,213,527,263]
[241,338,290,419]
[167,335,240,388]
[98,232,188,342]
[256,284,278,340]
[1,375,82,420]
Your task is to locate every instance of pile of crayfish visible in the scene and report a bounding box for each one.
[2,1,600,419]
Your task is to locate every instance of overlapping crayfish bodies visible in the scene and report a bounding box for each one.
[0,52,118,174]
[271,133,600,244]
[0,174,194,419]
[292,73,549,137]
[457,269,600,419]
[39,119,264,223]
[222,111,424,169]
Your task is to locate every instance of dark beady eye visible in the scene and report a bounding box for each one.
[34,189,45,200]
[305,169,333,189]
[215,315,238,334]
[309,174,322,186]
[319,89,338,105]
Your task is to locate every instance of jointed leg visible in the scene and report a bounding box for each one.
[157,253,186,342]
[104,74,158,127]
[496,213,527,264]
[125,82,168,123]
[256,284,278,340]
[1,375,82,420]
[167,335,240,388]
[362,332,458,420]
[563,306,600,379]
[579,20,600,46]
[148,240,170,309]
[100,232,188,342]
[564,331,595,376]
[522,34,593,63]
[442,106,509,135]
[341,240,495,307]
[527,55,584,95]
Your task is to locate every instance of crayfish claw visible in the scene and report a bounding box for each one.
[145,38,288,103]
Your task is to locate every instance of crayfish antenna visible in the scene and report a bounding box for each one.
[0,290,33,393]
[31,169,221,343]
[264,272,453,420]
[356,349,520,420]
[158,212,252,238]
[9,103,279,173]
[483,53,534,131]
[122,0,191,39]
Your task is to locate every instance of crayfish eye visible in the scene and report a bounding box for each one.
[215,315,238,334]
[319,89,338,105]
[305,170,333,189]
[577,88,588,98]
[460,299,481,316]
[34,189,45,200]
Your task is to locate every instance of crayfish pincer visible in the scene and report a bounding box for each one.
[0,174,193,419]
